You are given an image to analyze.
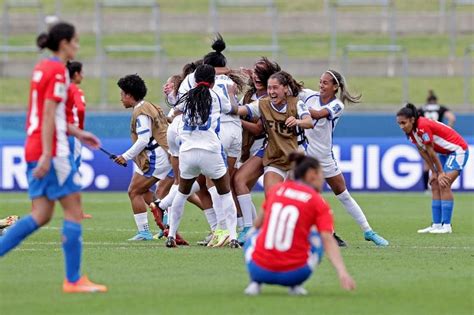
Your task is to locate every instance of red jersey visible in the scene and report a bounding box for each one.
[65,83,86,130]
[252,180,334,272]
[409,117,468,155]
[25,58,70,162]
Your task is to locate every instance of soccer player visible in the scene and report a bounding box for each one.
[0,22,107,293]
[244,152,356,296]
[302,70,389,247]
[418,90,456,192]
[397,103,469,233]
[114,74,173,241]
[166,64,240,248]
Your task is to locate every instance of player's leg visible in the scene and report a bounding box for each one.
[326,173,389,246]
[418,170,442,233]
[127,172,159,240]
[263,167,286,196]
[422,160,430,192]
[195,176,217,246]
[60,192,107,293]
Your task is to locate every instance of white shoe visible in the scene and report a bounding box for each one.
[244,282,261,296]
[417,224,441,234]
[429,224,452,234]
[288,285,308,296]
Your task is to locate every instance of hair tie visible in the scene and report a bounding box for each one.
[326,70,340,86]
[196,81,211,88]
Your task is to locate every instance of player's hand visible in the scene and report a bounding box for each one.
[227,83,237,96]
[114,155,127,166]
[285,116,298,128]
[78,131,101,149]
[33,154,52,179]
[429,173,438,185]
[438,173,451,188]
[163,82,174,95]
[339,272,356,291]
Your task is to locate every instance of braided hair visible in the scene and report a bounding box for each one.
[178,64,215,127]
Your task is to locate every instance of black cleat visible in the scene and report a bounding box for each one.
[229,239,241,249]
[165,236,177,248]
[333,232,348,247]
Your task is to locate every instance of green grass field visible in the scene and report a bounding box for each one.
[0,192,473,315]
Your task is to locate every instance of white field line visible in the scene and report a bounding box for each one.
[41,226,206,234]
[1,199,129,203]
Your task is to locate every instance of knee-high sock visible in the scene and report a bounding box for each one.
[160,182,200,210]
[441,200,454,225]
[336,190,371,232]
[431,200,442,224]
[0,215,39,257]
[237,194,256,228]
[62,220,82,283]
[168,191,189,238]
[203,208,217,231]
[221,192,238,240]
[209,186,226,230]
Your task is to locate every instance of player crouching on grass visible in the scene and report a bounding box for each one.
[114,74,187,244]
[397,103,469,234]
[243,153,356,296]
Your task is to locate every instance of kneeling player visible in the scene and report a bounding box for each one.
[244,153,356,295]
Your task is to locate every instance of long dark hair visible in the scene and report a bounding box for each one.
[325,69,361,105]
[178,64,215,126]
[269,71,303,97]
[203,33,227,67]
[37,22,75,52]
[66,61,82,79]
[397,103,419,129]
[289,152,321,180]
[243,57,281,104]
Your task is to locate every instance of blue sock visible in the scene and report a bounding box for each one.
[441,200,454,225]
[431,200,442,224]
[62,220,82,283]
[0,215,39,257]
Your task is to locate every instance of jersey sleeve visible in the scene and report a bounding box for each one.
[245,100,261,119]
[325,101,344,120]
[178,73,194,97]
[296,100,310,118]
[417,120,434,145]
[312,194,334,233]
[44,67,67,103]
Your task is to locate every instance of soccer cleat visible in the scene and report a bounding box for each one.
[417,224,441,234]
[429,224,452,234]
[364,230,389,246]
[237,226,251,245]
[165,236,177,248]
[127,231,153,241]
[152,230,165,240]
[162,228,189,245]
[0,215,19,229]
[63,275,107,293]
[288,285,308,296]
[149,201,166,231]
[229,239,241,249]
[244,282,261,296]
[207,229,222,247]
[333,232,348,247]
[197,232,214,246]
[213,230,230,247]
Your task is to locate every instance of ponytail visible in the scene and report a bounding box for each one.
[289,152,321,180]
[397,103,419,128]
[269,71,303,97]
[326,69,361,105]
[36,22,75,52]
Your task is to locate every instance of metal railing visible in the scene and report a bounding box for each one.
[464,44,474,106]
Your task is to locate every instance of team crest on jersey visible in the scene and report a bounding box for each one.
[422,133,430,142]
[32,71,43,82]
[332,103,342,114]
[54,82,66,99]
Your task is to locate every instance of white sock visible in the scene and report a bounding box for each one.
[190,181,201,195]
[220,192,238,240]
[203,208,217,231]
[168,191,189,238]
[237,194,256,228]
[336,190,371,232]
[134,213,150,232]
[209,186,226,230]
[237,217,244,231]
[160,184,179,209]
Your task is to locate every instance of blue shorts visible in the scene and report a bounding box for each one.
[254,146,265,159]
[439,150,469,173]
[244,229,324,287]
[27,155,82,200]
[68,136,82,169]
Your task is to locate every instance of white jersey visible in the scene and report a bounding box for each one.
[303,89,345,158]
[179,72,240,126]
[176,89,231,153]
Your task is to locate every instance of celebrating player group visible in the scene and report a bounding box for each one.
[0,20,468,296]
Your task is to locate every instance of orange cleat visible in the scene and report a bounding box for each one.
[63,275,108,293]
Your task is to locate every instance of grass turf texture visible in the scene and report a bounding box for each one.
[0,192,472,315]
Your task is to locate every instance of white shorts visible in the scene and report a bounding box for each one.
[179,148,227,180]
[315,152,341,178]
[264,166,289,180]
[135,146,172,180]
[249,137,265,158]
[220,122,242,159]
[167,115,183,158]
